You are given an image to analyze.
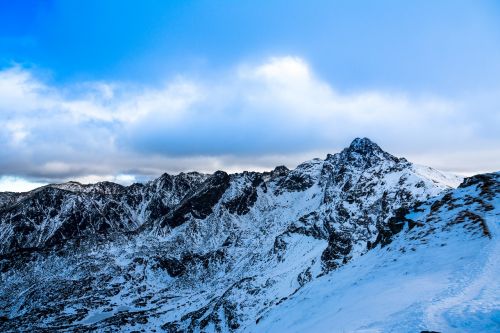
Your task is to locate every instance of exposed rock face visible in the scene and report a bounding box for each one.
[0,172,208,254]
[156,171,231,231]
[0,138,468,332]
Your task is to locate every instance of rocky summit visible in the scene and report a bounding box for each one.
[1,138,498,333]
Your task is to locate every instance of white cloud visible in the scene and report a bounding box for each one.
[5,121,28,145]
[0,176,46,193]
[0,56,498,191]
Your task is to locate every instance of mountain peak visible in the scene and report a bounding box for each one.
[325,137,401,166]
[348,137,382,153]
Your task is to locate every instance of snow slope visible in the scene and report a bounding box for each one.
[257,172,500,333]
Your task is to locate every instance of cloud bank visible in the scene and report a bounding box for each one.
[0,56,499,190]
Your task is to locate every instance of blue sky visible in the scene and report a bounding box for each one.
[1,0,499,191]
[3,0,500,92]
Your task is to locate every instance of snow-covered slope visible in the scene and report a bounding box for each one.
[258,172,500,333]
[0,138,479,332]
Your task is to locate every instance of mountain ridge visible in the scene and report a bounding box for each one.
[2,138,494,333]
[0,138,461,256]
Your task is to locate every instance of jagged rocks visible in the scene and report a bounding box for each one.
[153,257,186,277]
[0,138,471,332]
[159,171,230,229]
[321,230,353,271]
[223,173,263,215]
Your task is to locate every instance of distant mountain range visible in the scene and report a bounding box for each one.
[0,138,498,333]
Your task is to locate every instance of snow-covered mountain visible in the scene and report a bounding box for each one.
[258,172,500,333]
[1,138,496,333]
[0,172,208,255]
